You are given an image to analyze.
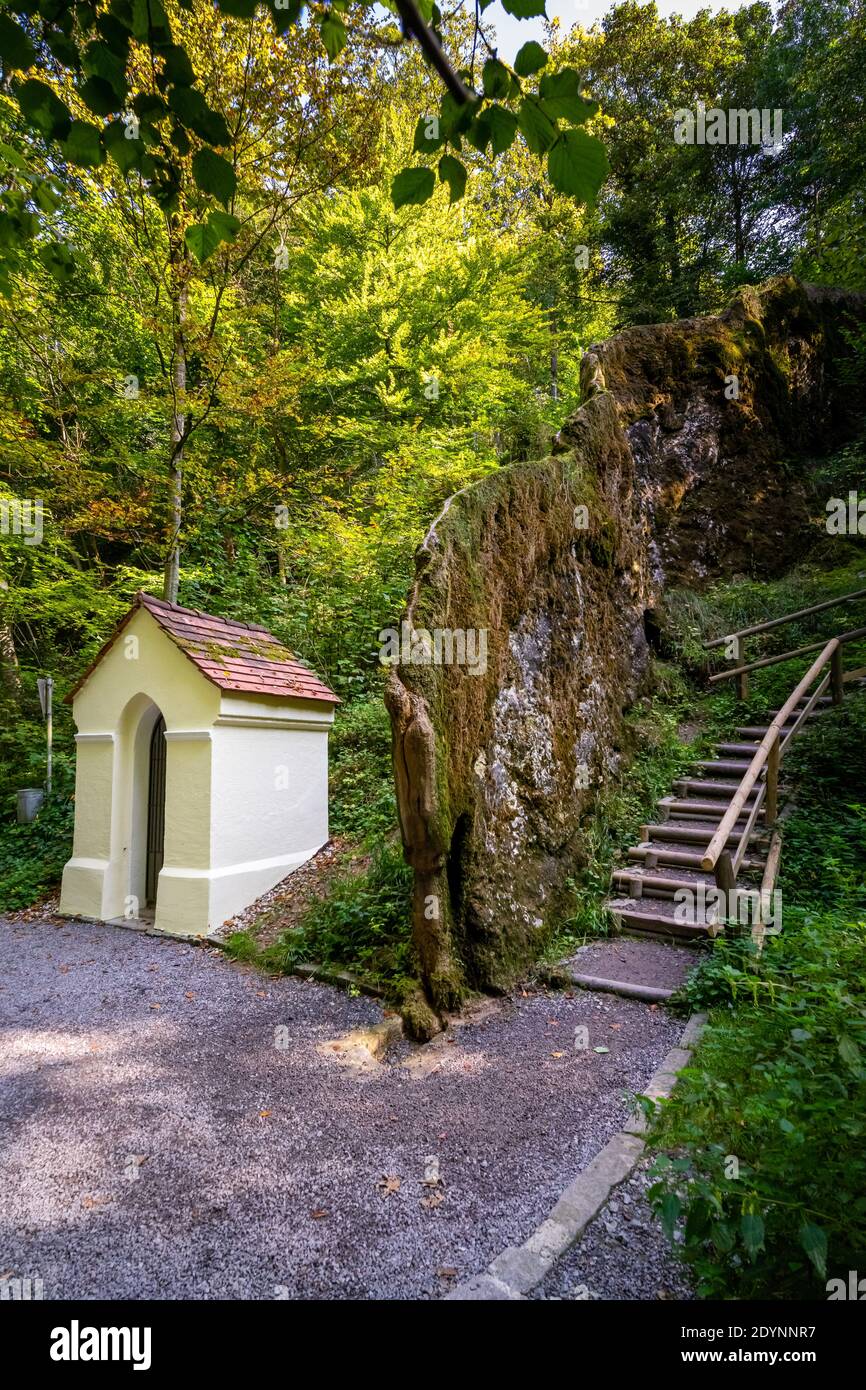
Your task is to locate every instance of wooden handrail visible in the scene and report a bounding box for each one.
[701,638,839,874]
[703,586,866,649]
[708,624,866,683]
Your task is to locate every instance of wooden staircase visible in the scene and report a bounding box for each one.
[605,585,866,946]
[605,700,829,940]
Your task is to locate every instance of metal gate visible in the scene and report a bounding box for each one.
[145,716,166,907]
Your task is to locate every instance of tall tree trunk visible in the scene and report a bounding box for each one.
[0,580,21,695]
[163,282,187,604]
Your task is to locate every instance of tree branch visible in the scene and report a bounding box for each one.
[394,0,475,105]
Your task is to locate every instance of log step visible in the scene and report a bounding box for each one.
[607,897,715,940]
[628,842,766,872]
[656,797,765,821]
[673,777,761,799]
[640,819,765,847]
[694,759,767,777]
[611,867,719,900]
[715,741,768,756]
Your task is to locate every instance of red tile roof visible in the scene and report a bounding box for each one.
[66,592,339,705]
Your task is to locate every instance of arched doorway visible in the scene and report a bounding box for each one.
[145,715,166,908]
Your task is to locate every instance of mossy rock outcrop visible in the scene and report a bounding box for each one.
[386,277,866,1029]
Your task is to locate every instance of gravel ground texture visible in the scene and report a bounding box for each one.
[1,917,684,1301]
[532,1158,695,1302]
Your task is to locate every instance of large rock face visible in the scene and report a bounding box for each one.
[385,278,866,1036]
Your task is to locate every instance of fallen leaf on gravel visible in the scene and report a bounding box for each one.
[259,1110,272,1120]
[184,992,196,1000]
[610,1023,622,1030]
[82,1194,112,1209]
[437,1267,458,1279]
[423,1156,440,1186]
[547,1019,559,1026]
[311,1209,328,1219]
[378,1174,401,1197]
[59,965,70,974]
[255,991,268,998]
[149,1003,161,1011]
[593,1046,610,1054]
[421,1191,444,1210]
[550,1051,564,1058]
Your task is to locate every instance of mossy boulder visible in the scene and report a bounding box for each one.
[386,276,866,1024]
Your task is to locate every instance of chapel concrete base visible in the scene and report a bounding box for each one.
[61,844,326,937]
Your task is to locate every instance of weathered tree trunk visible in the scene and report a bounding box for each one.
[0,580,20,695]
[163,280,187,605]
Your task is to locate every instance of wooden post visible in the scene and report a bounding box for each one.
[714,850,736,895]
[736,669,749,702]
[831,646,844,705]
[766,733,780,826]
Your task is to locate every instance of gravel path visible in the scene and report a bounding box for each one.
[0,917,684,1300]
[532,1158,694,1301]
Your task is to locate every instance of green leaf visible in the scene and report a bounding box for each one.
[391,166,435,209]
[61,120,104,168]
[798,1222,828,1280]
[438,154,466,204]
[17,79,72,140]
[839,1034,861,1068]
[740,1212,765,1260]
[660,1192,681,1240]
[168,85,231,146]
[468,105,518,156]
[82,40,127,98]
[514,41,548,77]
[185,220,223,263]
[482,59,511,100]
[80,76,122,118]
[207,209,241,243]
[267,0,304,33]
[104,119,145,174]
[413,115,444,154]
[711,1221,736,1254]
[160,44,195,87]
[547,129,608,202]
[539,68,597,124]
[191,148,236,207]
[0,15,36,70]
[518,96,557,154]
[501,0,546,16]
[319,13,347,61]
[217,0,258,15]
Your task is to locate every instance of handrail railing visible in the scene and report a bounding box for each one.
[701,638,842,896]
[703,586,866,650]
[703,586,866,700]
[708,624,865,685]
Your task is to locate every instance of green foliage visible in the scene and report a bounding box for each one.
[327,695,397,843]
[647,690,866,1298]
[0,788,74,911]
[225,841,413,993]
